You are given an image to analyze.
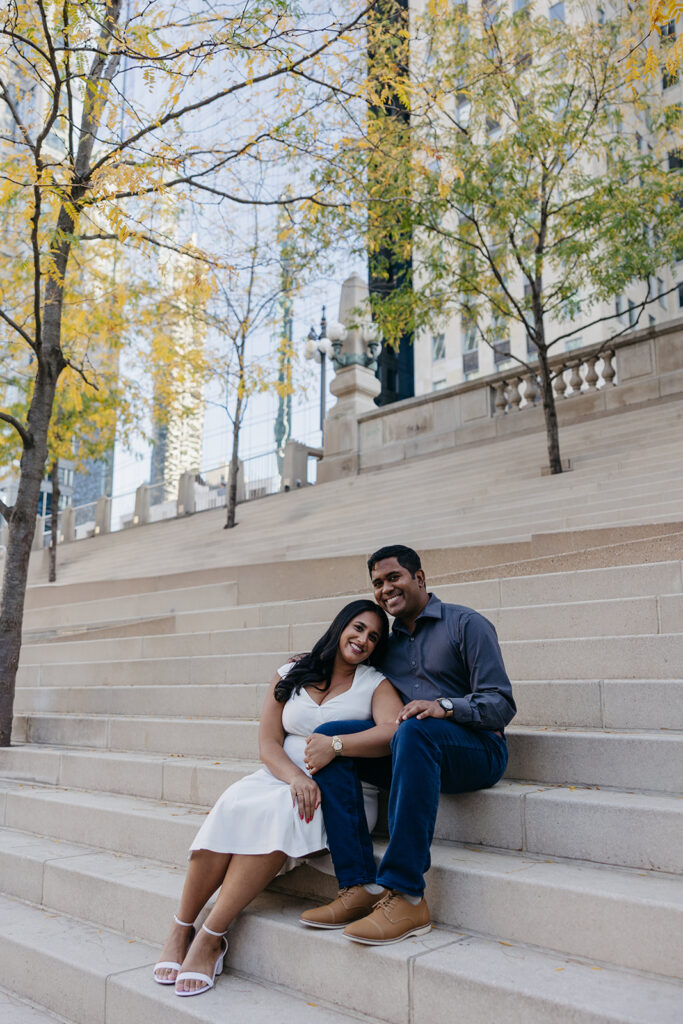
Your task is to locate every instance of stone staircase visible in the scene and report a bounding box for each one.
[1,552,682,1023]
[1,395,682,1022]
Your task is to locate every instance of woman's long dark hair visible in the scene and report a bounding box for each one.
[274,600,389,703]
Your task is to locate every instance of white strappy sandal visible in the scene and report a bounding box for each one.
[175,922,228,997]
[152,914,195,985]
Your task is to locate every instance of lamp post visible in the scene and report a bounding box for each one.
[304,307,333,433]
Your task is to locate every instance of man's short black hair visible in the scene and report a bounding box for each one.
[367,545,422,578]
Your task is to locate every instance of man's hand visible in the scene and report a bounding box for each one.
[290,774,321,822]
[397,699,447,723]
[304,733,337,775]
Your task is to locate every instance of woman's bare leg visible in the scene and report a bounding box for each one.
[155,849,231,982]
[176,850,287,993]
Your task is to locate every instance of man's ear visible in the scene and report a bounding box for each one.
[415,569,426,589]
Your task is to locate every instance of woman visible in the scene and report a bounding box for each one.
[153,599,402,996]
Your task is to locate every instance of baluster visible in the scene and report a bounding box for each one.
[524,372,539,406]
[493,380,508,414]
[584,356,599,390]
[568,361,583,396]
[554,365,568,399]
[602,349,616,386]
[509,377,523,411]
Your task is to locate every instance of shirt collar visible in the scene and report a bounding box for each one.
[391,593,442,636]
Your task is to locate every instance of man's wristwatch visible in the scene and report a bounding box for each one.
[332,735,343,755]
[437,698,454,718]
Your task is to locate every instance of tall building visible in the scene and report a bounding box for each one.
[410,1,682,396]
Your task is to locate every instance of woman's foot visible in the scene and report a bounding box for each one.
[153,917,195,984]
[175,926,227,995]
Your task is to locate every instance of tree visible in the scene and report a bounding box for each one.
[0,0,378,746]
[202,213,299,529]
[367,0,682,473]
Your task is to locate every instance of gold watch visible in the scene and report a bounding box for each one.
[332,735,343,755]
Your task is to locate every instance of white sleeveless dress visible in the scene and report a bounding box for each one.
[189,662,385,866]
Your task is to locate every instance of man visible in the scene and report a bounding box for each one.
[300,544,516,944]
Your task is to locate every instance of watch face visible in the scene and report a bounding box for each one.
[440,698,454,711]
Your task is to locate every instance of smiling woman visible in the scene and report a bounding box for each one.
[153,598,403,997]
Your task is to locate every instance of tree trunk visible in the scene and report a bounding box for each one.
[49,460,60,583]
[225,399,242,530]
[0,365,59,745]
[535,342,563,475]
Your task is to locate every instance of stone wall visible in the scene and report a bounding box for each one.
[350,319,683,474]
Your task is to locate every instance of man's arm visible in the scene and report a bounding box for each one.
[448,611,516,730]
[398,611,516,731]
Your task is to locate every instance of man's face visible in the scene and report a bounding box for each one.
[370,556,428,625]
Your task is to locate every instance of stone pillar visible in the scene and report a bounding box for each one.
[177,471,196,515]
[32,515,46,550]
[94,496,111,536]
[282,441,321,490]
[317,274,381,484]
[61,505,75,543]
[133,483,151,525]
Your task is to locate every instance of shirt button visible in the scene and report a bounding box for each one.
[409,637,415,642]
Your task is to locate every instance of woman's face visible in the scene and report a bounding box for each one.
[338,610,384,666]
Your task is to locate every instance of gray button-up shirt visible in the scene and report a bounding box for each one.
[381,594,516,732]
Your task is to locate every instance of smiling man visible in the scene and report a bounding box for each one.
[300,544,516,944]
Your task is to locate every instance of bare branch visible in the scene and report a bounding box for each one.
[0,307,36,349]
[0,497,13,522]
[0,410,32,448]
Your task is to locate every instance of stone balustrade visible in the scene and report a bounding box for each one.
[350,317,683,475]
[492,348,616,414]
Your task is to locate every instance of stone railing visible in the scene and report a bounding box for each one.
[492,348,616,414]
[350,318,683,475]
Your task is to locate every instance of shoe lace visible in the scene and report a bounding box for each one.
[375,890,403,911]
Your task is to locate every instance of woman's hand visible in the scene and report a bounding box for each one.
[304,733,337,775]
[290,774,321,823]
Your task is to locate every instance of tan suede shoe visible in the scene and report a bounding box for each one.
[342,890,431,945]
[299,885,387,929]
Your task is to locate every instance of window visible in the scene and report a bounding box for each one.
[462,308,478,351]
[649,315,657,326]
[486,117,501,139]
[513,0,528,10]
[432,378,447,391]
[660,19,676,43]
[635,132,642,152]
[678,283,683,309]
[493,338,511,364]
[663,68,679,89]
[628,300,637,327]
[482,0,497,31]
[669,150,683,172]
[456,93,472,128]
[565,336,583,352]
[658,278,667,308]
[615,295,625,323]
[463,350,479,375]
[431,333,446,361]
[549,1,565,22]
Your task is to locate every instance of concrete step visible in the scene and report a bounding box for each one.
[1,804,681,983]
[15,630,683,689]
[19,593,683,667]
[10,711,683,792]
[13,678,683,731]
[1,747,682,873]
[22,581,237,632]
[2,848,683,1024]
[0,893,367,1024]
[2,745,679,872]
[0,986,74,1024]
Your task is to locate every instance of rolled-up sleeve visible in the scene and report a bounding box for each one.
[449,612,516,731]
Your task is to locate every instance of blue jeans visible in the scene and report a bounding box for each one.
[313,717,508,897]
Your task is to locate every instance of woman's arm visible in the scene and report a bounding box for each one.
[259,674,320,822]
[304,679,403,773]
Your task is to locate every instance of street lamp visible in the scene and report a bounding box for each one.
[304,306,335,433]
